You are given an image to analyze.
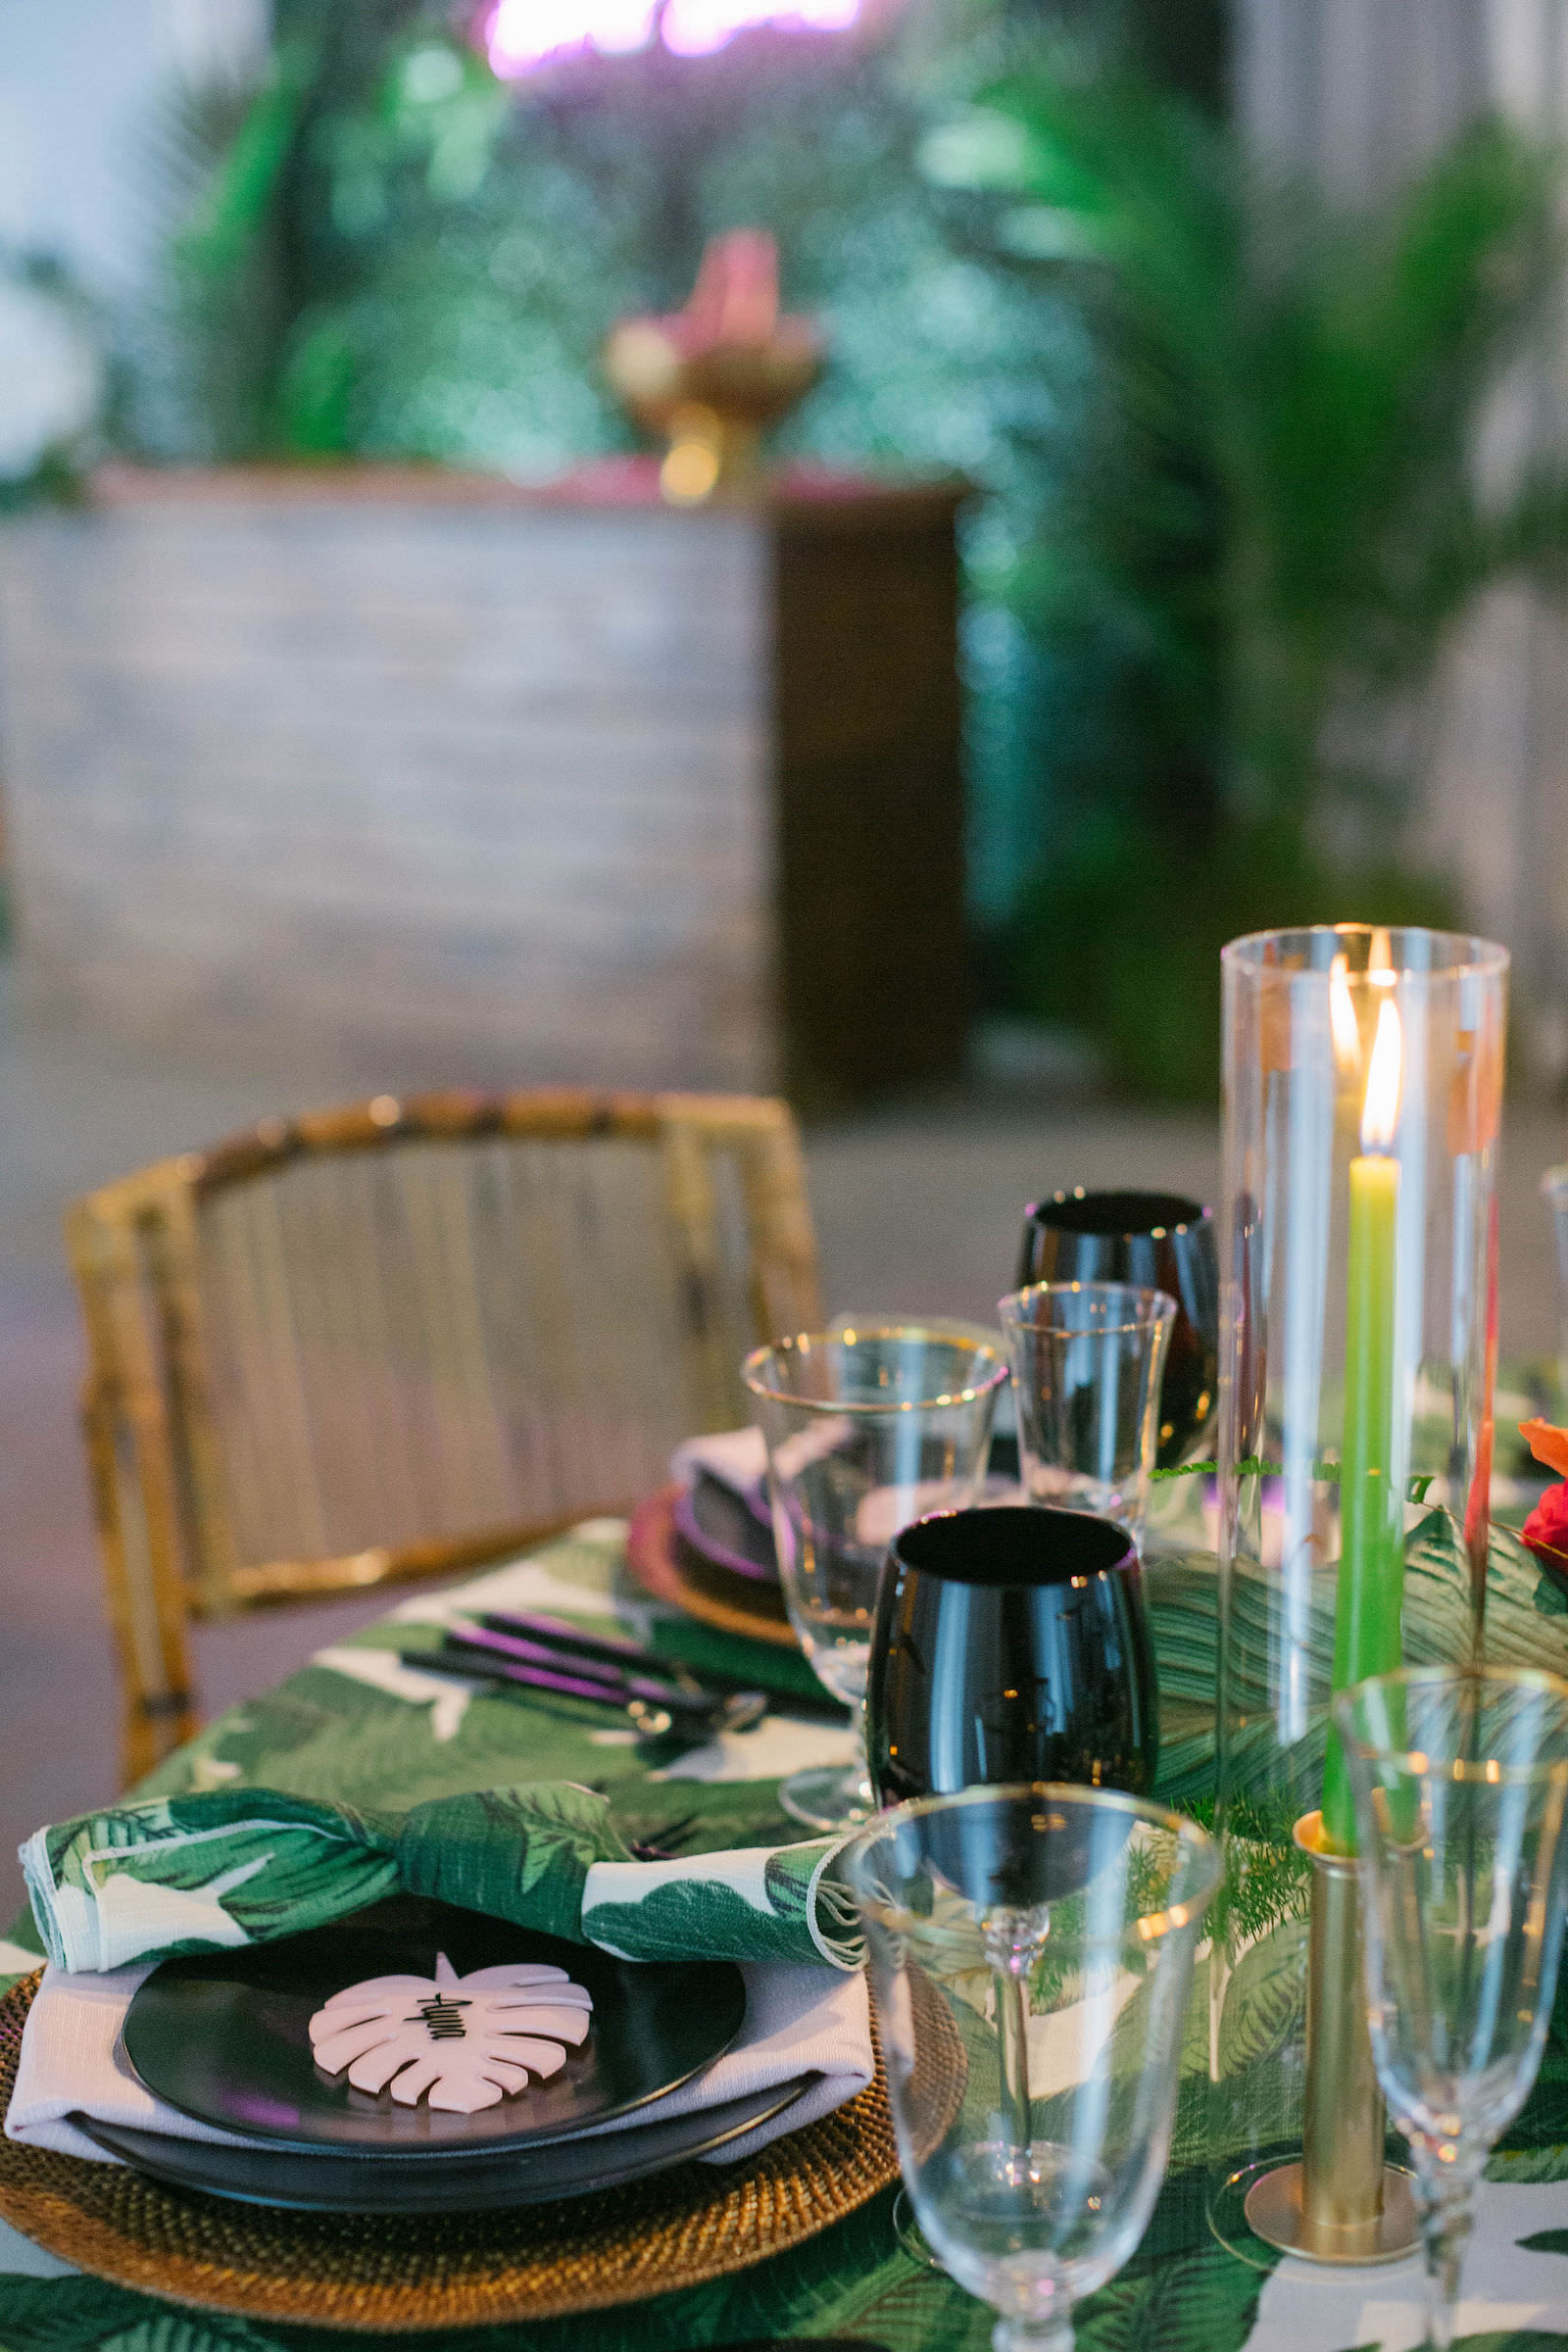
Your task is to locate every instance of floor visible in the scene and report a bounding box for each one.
[0,985,1561,1920]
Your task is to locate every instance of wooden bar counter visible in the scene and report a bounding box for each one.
[0,461,970,1105]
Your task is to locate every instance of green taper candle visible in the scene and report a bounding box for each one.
[1321,995,1403,1853]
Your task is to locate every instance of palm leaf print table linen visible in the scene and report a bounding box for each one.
[10,1511,1568,2352]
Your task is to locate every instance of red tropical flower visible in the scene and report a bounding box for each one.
[1523,1479,1568,1589]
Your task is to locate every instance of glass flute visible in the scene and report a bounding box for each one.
[843,1785,1220,2352]
[743,1327,1006,1831]
[1015,1189,1218,1467]
[997,1282,1174,1544]
[1335,1666,1568,2352]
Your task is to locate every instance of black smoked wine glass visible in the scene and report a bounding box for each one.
[865,1505,1158,1807]
[1017,1189,1219,1468]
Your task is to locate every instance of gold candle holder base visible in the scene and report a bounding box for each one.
[1243,2159,1419,2266]
[1242,1810,1420,2267]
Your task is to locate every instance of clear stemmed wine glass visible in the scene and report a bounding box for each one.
[743,1327,1006,1831]
[865,1503,1160,2276]
[1334,1666,1568,2352]
[997,1282,1175,1544]
[843,1786,1219,2352]
[1015,1190,1218,1468]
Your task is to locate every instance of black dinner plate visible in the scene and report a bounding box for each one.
[674,1470,779,1585]
[72,2072,817,2212]
[119,1894,748,2157]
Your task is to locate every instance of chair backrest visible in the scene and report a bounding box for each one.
[67,1088,820,1783]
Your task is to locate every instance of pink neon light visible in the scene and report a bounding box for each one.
[487,0,656,72]
[662,0,856,52]
[486,0,858,73]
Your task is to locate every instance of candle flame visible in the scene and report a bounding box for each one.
[1361,996,1402,1152]
[1329,953,1360,1068]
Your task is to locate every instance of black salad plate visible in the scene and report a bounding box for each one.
[674,1470,779,1585]
[72,2073,817,2212]
[119,1894,748,2157]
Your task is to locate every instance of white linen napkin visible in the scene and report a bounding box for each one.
[6,1957,872,2171]
[671,1425,1022,1528]
[669,1427,769,1503]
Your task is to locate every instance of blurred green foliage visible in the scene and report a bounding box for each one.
[145,0,1062,475]
[133,2,1568,1099]
[948,64,1568,1093]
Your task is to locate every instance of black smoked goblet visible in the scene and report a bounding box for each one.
[865,1505,1158,1807]
[1017,1189,1219,1468]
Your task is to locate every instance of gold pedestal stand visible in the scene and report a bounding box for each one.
[603,330,822,506]
[1243,1812,1419,2265]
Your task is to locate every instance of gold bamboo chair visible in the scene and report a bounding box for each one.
[67,1088,821,1784]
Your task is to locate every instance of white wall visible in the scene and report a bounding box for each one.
[0,0,270,297]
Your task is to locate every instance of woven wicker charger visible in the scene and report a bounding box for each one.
[0,1969,960,2333]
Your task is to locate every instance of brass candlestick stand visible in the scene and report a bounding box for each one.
[1211,926,1507,2272]
[1243,1811,1418,2264]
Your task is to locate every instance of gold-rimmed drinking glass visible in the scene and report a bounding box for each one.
[743,1327,1006,1831]
[1335,1665,1568,2352]
[842,1785,1220,2352]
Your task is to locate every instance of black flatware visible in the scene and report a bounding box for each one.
[478,1610,672,1673]
[401,1638,766,1735]
[74,2072,819,2212]
[403,1645,687,1721]
[443,1623,716,1713]
[626,1809,702,1861]
[477,1606,794,1706]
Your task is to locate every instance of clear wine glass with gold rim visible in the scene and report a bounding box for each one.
[1335,1665,1568,2352]
[843,1785,1219,2352]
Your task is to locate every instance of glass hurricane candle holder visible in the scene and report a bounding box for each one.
[1208,925,1508,2268]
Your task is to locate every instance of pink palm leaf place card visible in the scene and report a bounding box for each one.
[309,1956,593,2112]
